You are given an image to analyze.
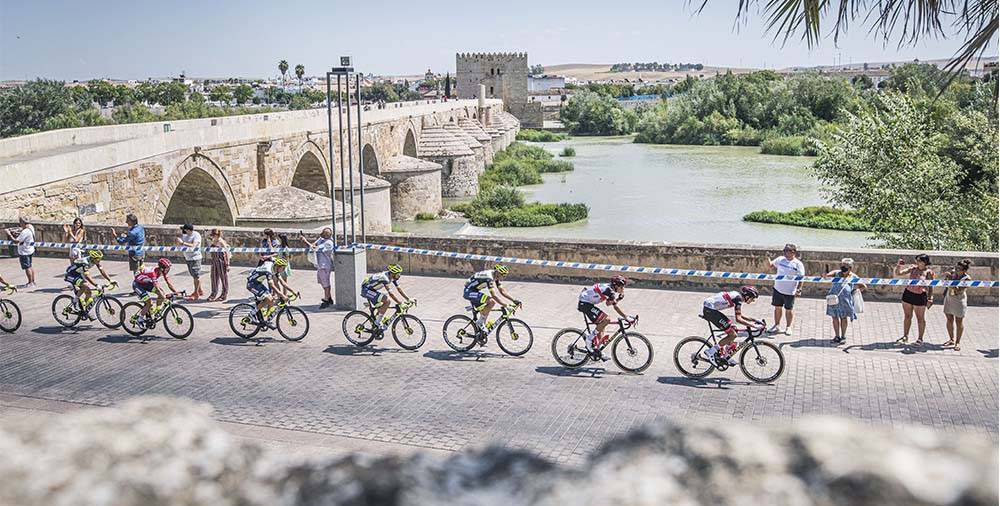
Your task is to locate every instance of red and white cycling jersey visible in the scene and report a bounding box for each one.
[134,266,166,285]
[579,283,618,306]
[703,290,744,311]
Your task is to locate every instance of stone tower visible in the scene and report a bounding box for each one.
[456,52,542,127]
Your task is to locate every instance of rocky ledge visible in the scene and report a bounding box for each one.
[0,397,995,506]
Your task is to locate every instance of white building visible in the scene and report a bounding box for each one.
[528,75,566,92]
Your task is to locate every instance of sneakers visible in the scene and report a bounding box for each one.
[832,335,845,344]
[17,283,35,290]
[783,328,793,337]
[319,299,332,309]
[766,324,780,334]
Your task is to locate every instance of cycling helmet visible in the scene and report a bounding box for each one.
[610,275,628,288]
[740,285,759,300]
[158,258,172,269]
[494,264,509,275]
[274,257,289,267]
[88,250,104,261]
[387,263,403,275]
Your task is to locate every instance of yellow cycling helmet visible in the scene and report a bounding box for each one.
[494,264,509,275]
[387,264,403,275]
[274,257,289,267]
[88,250,104,261]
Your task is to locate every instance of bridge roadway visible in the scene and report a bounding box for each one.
[1,257,997,465]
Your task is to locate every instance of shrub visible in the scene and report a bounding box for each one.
[475,185,525,211]
[560,147,576,157]
[480,159,544,189]
[538,159,574,173]
[414,212,438,221]
[742,206,872,231]
[516,129,567,142]
[760,135,811,156]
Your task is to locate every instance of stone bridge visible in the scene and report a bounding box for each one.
[0,99,520,232]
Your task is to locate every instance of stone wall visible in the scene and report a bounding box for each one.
[383,169,443,220]
[507,102,544,128]
[7,222,998,304]
[434,155,480,197]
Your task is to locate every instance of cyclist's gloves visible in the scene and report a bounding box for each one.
[513,300,523,306]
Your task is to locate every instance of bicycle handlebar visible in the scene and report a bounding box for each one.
[1,285,15,295]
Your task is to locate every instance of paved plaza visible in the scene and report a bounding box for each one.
[1,256,997,465]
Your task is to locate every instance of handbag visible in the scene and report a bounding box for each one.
[852,288,864,314]
[826,294,839,306]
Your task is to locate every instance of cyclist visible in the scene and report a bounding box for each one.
[701,285,763,366]
[64,250,113,317]
[361,264,412,330]
[463,264,520,334]
[133,258,180,326]
[578,275,636,360]
[246,257,291,323]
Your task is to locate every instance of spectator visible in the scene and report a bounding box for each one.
[206,228,231,302]
[943,259,972,352]
[63,217,86,262]
[259,228,279,265]
[112,214,145,276]
[825,258,865,344]
[300,228,334,308]
[5,218,36,289]
[177,224,204,301]
[895,254,935,347]
[767,243,805,336]
[277,233,293,282]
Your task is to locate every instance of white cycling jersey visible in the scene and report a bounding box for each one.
[703,290,744,311]
[579,283,617,305]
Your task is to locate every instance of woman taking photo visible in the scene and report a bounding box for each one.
[825,258,865,344]
[943,259,972,351]
[895,254,934,347]
[63,217,86,262]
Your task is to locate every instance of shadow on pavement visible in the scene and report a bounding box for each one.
[780,338,832,350]
[31,325,85,334]
[422,349,513,361]
[192,310,224,318]
[324,344,413,356]
[210,336,261,346]
[840,341,909,354]
[657,376,754,389]
[534,366,620,378]
[34,287,65,294]
[97,334,168,344]
[979,348,998,359]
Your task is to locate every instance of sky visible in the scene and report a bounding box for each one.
[0,0,993,81]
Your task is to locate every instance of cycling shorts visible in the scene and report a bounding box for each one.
[247,280,271,299]
[702,307,733,332]
[64,273,85,287]
[464,291,489,310]
[577,301,607,324]
[133,280,156,300]
[361,286,385,307]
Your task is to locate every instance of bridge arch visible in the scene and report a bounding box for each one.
[403,129,417,157]
[362,143,379,176]
[157,153,238,226]
[291,150,330,196]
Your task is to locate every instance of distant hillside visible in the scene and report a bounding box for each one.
[541,63,754,82]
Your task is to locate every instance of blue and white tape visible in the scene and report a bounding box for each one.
[1,240,995,288]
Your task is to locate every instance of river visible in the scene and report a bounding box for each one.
[394,136,871,248]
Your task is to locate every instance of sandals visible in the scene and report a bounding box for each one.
[895,336,909,344]
[954,343,962,352]
[943,339,956,348]
[913,338,924,347]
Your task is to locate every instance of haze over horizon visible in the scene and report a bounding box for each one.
[1,0,995,81]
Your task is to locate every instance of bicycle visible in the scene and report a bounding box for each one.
[551,316,652,373]
[228,292,309,342]
[342,299,427,350]
[52,281,125,329]
[0,285,21,333]
[673,317,785,383]
[121,291,194,340]
[442,302,533,356]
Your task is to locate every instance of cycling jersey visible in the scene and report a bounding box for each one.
[362,271,398,291]
[247,261,275,285]
[134,266,167,285]
[703,291,744,312]
[579,283,618,306]
[464,270,500,293]
[64,259,91,285]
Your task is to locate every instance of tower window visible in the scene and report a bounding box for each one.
[490,68,494,75]
[489,86,494,95]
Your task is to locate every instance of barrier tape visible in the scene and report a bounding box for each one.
[1,240,996,288]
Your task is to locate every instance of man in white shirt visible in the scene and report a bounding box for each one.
[5,218,36,289]
[177,224,204,301]
[769,243,805,336]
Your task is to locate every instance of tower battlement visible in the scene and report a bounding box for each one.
[455,50,541,128]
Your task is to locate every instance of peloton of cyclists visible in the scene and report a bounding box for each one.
[133,258,180,326]
[577,275,637,361]
[701,285,764,366]
[246,257,293,323]
[464,264,520,335]
[361,264,412,331]
[64,250,113,318]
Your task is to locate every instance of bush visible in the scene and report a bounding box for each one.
[516,129,567,142]
[475,185,525,211]
[759,135,818,156]
[560,147,576,157]
[480,159,544,188]
[538,159,574,173]
[414,212,438,221]
[742,206,872,231]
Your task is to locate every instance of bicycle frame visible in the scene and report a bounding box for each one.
[579,316,631,353]
[368,300,414,326]
[468,303,520,336]
[699,317,768,355]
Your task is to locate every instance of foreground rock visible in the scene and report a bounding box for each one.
[0,397,995,506]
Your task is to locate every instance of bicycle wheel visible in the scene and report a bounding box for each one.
[442,314,478,352]
[673,336,715,379]
[120,302,147,337]
[276,306,309,341]
[551,328,589,367]
[611,332,654,373]
[0,299,22,333]
[163,305,194,339]
[496,318,533,356]
[52,295,81,328]
[392,314,427,350]
[739,340,785,383]
[342,310,377,347]
[228,303,261,339]
[95,296,124,329]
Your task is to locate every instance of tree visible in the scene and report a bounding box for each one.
[208,85,233,104]
[0,79,75,137]
[561,91,639,135]
[233,84,254,105]
[709,1,997,85]
[278,60,289,82]
[444,72,451,98]
[295,64,305,84]
[86,80,116,107]
[530,64,545,75]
